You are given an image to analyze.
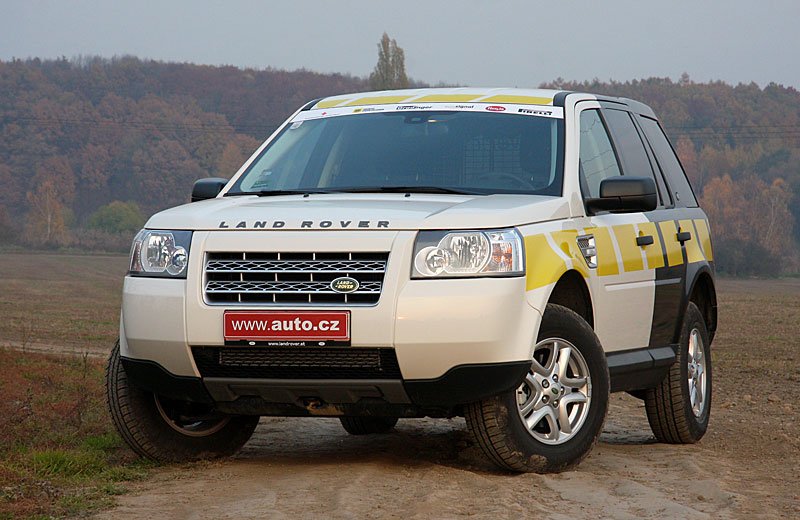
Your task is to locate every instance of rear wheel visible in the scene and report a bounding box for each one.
[106,341,259,462]
[339,416,398,435]
[465,304,609,473]
[645,302,712,443]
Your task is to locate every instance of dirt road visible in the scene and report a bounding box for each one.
[93,401,739,519]
[93,279,800,519]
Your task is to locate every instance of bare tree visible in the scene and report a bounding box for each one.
[369,33,409,90]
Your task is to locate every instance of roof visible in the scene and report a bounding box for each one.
[311,87,566,109]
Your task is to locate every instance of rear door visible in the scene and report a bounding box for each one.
[635,114,712,347]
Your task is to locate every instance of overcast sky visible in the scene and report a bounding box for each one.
[2,0,799,89]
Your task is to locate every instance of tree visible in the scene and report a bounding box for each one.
[675,138,700,189]
[0,206,16,244]
[32,157,76,207]
[368,33,409,90]
[25,178,68,246]
[700,174,796,275]
[87,201,145,234]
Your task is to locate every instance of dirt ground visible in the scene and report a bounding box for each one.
[95,278,799,520]
[0,254,798,518]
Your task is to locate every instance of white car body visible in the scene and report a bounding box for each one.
[119,87,716,413]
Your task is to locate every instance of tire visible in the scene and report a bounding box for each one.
[645,302,712,443]
[465,304,609,473]
[339,416,398,435]
[106,340,259,462]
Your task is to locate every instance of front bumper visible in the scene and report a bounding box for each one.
[120,355,531,412]
[120,230,540,409]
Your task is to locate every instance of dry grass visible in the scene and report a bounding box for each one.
[0,253,146,519]
[0,253,126,353]
[0,349,151,519]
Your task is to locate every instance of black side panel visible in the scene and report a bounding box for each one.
[645,206,712,346]
[647,210,686,346]
[607,346,677,392]
[650,271,685,346]
[404,361,531,406]
[120,357,213,403]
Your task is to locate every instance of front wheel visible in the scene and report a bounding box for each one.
[645,302,712,443]
[465,304,609,473]
[106,341,259,462]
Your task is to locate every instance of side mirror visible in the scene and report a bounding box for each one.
[585,176,657,214]
[191,178,228,202]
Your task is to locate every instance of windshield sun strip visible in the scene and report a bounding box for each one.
[291,103,564,123]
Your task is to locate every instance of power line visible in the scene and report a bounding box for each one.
[3,115,800,141]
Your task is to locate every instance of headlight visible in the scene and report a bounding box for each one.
[129,230,193,278]
[412,228,524,278]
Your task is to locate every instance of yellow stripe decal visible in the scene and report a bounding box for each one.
[658,220,684,267]
[344,95,414,106]
[612,224,644,272]
[551,230,590,278]
[315,99,351,109]
[679,219,705,264]
[694,219,714,261]
[590,227,620,276]
[636,222,665,269]
[479,95,553,105]
[411,94,483,103]
[524,234,568,291]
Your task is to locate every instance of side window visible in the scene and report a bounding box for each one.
[579,109,621,198]
[602,109,656,181]
[637,116,698,207]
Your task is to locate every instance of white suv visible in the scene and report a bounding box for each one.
[107,88,717,472]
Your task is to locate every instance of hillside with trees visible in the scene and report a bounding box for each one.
[0,57,797,275]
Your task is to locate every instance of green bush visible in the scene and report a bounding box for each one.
[87,201,144,234]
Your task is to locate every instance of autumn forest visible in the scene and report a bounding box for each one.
[0,57,798,275]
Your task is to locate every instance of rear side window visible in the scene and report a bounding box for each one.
[601,109,656,181]
[637,116,698,207]
[578,109,621,198]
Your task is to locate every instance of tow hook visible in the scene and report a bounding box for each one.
[303,398,323,410]
[302,398,345,416]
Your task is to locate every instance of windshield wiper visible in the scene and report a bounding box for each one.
[225,189,335,197]
[225,186,484,197]
[335,186,483,195]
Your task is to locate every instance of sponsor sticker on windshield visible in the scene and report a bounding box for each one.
[292,103,563,122]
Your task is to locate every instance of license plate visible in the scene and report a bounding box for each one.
[223,311,350,342]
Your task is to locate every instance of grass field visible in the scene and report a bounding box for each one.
[0,349,151,519]
[0,253,140,519]
[0,252,798,518]
[0,253,126,353]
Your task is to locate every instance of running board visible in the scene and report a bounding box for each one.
[606,345,677,393]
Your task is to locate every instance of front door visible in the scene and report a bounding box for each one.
[575,105,662,352]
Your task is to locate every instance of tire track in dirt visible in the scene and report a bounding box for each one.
[0,340,107,359]
[94,395,772,520]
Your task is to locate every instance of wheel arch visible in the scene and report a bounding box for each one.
[686,267,717,343]
[545,270,594,329]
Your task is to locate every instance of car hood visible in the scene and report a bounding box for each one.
[145,193,571,231]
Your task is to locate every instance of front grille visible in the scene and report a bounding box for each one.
[192,347,402,379]
[204,252,389,305]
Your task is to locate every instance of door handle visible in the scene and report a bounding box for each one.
[636,235,654,247]
[676,231,691,243]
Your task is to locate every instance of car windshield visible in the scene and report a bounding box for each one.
[228,110,564,196]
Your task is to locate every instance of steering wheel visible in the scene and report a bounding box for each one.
[475,172,539,191]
